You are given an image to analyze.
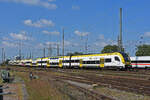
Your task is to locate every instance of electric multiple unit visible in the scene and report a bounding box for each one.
[9,52,131,69]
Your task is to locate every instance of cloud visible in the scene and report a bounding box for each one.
[94,34,117,48]
[94,41,108,48]
[74,30,89,36]
[2,37,9,41]
[37,41,59,49]
[10,31,33,40]
[36,43,44,48]
[24,19,55,28]
[144,32,150,37]
[46,41,59,45]
[45,41,72,47]
[2,41,17,47]
[48,0,56,2]
[72,5,80,10]
[0,0,57,9]
[38,40,77,49]
[99,34,104,40]
[42,30,59,35]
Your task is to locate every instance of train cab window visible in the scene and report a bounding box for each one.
[105,58,111,63]
[115,56,120,62]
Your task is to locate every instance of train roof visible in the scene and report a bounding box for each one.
[41,52,126,59]
[69,52,126,58]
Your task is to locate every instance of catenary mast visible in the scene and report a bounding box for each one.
[118,8,124,52]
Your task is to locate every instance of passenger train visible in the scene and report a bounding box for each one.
[130,56,150,69]
[9,52,131,70]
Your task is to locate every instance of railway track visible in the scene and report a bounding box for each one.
[4,66,150,76]
[44,74,116,100]
[56,79,115,100]
[3,66,150,96]
[52,72,150,96]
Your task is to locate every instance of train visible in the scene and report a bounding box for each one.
[130,56,150,69]
[8,52,132,70]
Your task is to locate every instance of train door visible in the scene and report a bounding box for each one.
[41,58,43,67]
[30,61,32,67]
[79,59,83,68]
[100,58,104,68]
[47,60,50,68]
[59,60,63,68]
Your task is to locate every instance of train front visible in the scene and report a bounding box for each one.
[120,52,132,69]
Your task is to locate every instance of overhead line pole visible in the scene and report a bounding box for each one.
[19,40,21,60]
[62,28,65,64]
[57,43,59,56]
[4,49,5,62]
[48,34,51,57]
[43,48,46,58]
[2,48,4,63]
[118,8,123,52]
[120,8,123,51]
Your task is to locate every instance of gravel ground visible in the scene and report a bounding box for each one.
[95,86,150,100]
[3,83,23,100]
[2,73,28,100]
[2,66,150,100]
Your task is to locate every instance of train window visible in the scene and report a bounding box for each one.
[50,63,59,65]
[83,61,86,64]
[62,60,80,63]
[62,60,69,63]
[115,57,120,62]
[96,61,100,64]
[131,60,150,63]
[71,60,79,63]
[87,61,91,64]
[90,61,95,64]
[83,61,99,64]
[38,61,47,63]
[75,60,80,63]
[105,58,111,63]
[26,62,31,63]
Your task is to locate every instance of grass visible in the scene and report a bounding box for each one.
[0,78,3,85]
[14,71,70,100]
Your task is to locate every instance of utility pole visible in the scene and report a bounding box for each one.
[85,35,88,54]
[48,32,52,57]
[48,44,50,57]
[32,50,33,59]
[43,48,46,58]
[26,53,28,59]
[48,44,52,57]
[4,49,5,62]
[118,8,123,52]
[19,40,21,60]
[2,48,4,63]
[118,35,119,50]
[62,28,65,68]
[29,51,32,59]
[57,43,59,56]
[63,28,65,57]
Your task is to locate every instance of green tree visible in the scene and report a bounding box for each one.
[136,44,150,56]
[101,45,119,53]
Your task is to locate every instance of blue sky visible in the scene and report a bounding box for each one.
[0,0,150,59]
